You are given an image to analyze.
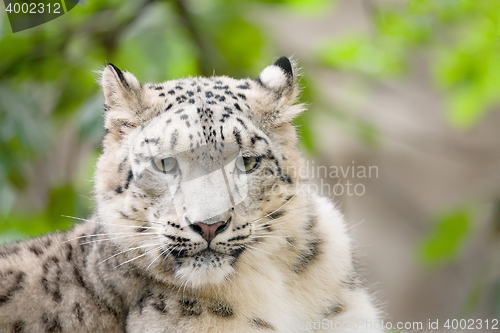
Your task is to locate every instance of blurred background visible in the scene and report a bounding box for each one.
[0,0,499,331]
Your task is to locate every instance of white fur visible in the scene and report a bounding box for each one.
[260,65,289,90]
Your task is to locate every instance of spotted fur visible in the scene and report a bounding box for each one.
[0,57,382,332]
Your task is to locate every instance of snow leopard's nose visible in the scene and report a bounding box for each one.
[189,216,231,243]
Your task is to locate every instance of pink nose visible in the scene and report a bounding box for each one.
[189,219,231,243]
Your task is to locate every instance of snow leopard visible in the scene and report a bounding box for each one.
[0,57,383,332]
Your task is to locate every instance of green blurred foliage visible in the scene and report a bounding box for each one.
[418,207,472,267]
[317,0,500,129]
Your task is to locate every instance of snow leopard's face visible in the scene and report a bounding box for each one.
[95,58,305,288]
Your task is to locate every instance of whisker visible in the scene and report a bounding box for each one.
[114,246,163,269]
[99,243,160,265]
[149,244,179,270]
[79,234,161,245]
[251,195,299,224]
[147,249,167,270]
[62,232,158,244]
[251,234,283,240]
[92,213,165,226]
[62,215,163,230]
[253,211,303,230]
[246,244,275,257]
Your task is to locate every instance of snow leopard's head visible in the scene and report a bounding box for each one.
[95,57,307,288]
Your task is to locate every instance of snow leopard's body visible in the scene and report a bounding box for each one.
[0,57,382,332]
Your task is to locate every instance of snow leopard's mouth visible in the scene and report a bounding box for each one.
[169,247,244,260]
[169,248,217,259]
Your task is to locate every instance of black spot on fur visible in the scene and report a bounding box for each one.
[250,318,275,330]
[165,103,173,111]
[42,313,62,332]
[179,297,202,316]
[0,245,20,258]
[159,93,165,97]
[261,223,273,233]
[236,118,247,129]
[305,213,318,231]
[237,82,250,90]
[64,243,73,262]
[137,291,150,314]
[124,170,134,190]
[209,300,234,317]
[115,187,123,194]
[151,293,169,315]
[234,103,242,111]
[136,227,148,233]
[324,303,344,317]
[268,210,284,219]
[28,244,44,256]
[293,238,321,274]
[41,256,63,302]
[233,129,242,147]
[118,157,128,171]
[250,135,269,146]
[229,246,245,260]
[0,271,25,306]
[285,236,297,246]
[170,130,179,150]
[74,302,84,323]
[343,272,362,291]
[154,86,163,90]
[12,321,25,333]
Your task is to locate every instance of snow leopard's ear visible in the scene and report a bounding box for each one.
[257,56,295,93]
[254,56,304,125]
[101,64,143,135]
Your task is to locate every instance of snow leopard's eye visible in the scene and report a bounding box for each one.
[236,156,260,173]
[153,157,178,173]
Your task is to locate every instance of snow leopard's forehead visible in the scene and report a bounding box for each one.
[139,76,264,151]
[144,76,253,115]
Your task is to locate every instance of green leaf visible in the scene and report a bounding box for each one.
[293,112,317,155]
[115,2,199,81]
[445,87,487,129]
[44,184,78,230]
[376,10,432,43]
[317,35,403,76]
[212,17,264,73]
[419,207,472,267]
